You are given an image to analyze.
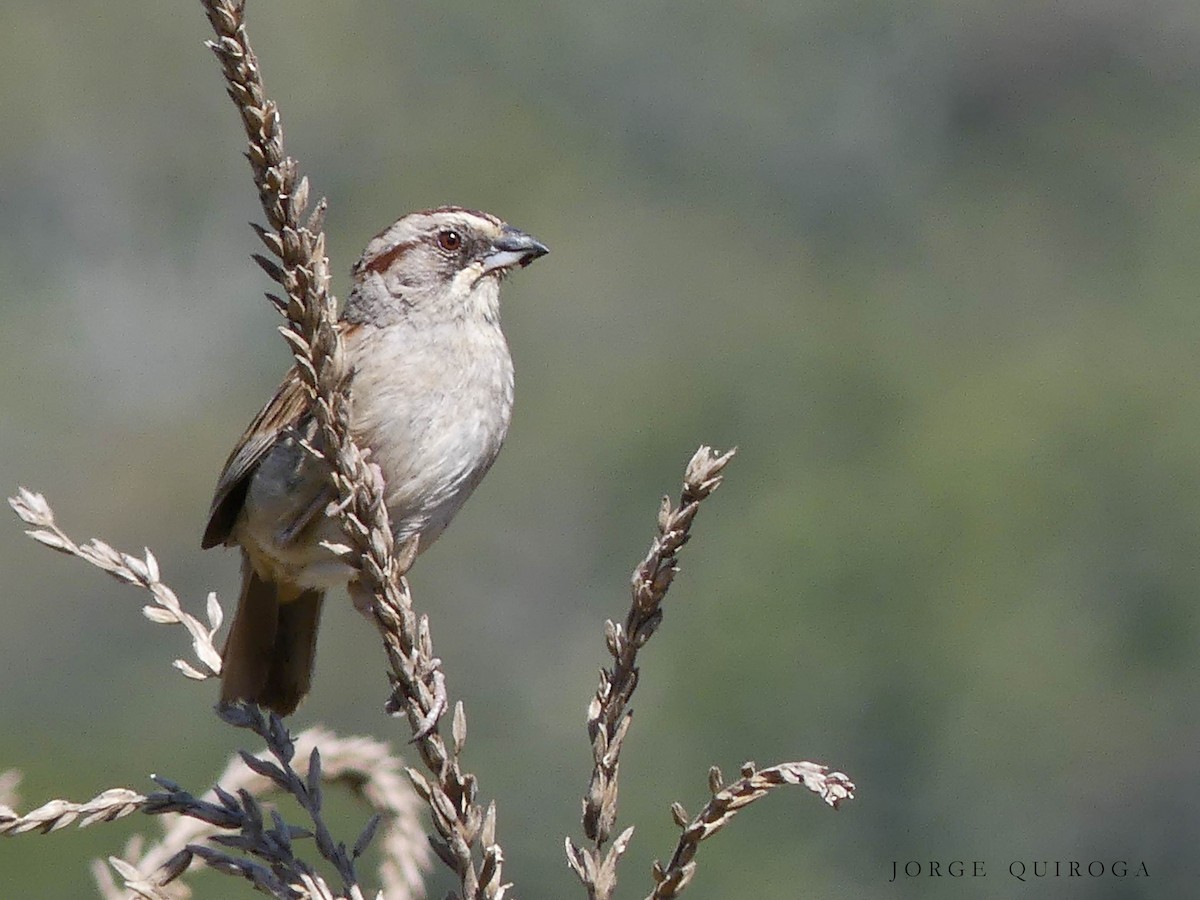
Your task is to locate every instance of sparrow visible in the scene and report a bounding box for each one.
[202,206,548,714]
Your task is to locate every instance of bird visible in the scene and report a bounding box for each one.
[202,206,548,714]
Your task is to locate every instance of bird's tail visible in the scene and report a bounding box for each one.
[219,560,324,716]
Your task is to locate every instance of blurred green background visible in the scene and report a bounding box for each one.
[3,0,1199,897]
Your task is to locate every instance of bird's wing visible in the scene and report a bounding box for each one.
[202,369,312,549]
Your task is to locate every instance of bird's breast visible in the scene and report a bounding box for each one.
[348,320,515,547]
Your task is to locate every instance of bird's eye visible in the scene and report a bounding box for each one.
[436,229,462,252]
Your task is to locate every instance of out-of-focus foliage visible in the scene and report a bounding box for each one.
[3,1,1199,897]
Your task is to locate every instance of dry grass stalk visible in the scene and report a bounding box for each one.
[7,488,223,681]
[647,761,855,898]
[565,447,856,899]
[0,786,148,837]
[566,445,735,900]
[200,2,507,896]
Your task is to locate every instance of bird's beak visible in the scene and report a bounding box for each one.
[481,226,550,274]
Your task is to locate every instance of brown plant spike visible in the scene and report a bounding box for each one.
[566,446,735,900]
[566,447,857,899]
[647,761,855,898]
[199,1,506,897]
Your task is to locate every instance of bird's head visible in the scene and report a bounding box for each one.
[346,207,549,326]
